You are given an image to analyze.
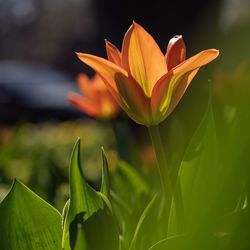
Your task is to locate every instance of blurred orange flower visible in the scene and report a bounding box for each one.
[68,74,120,119]
[77,22,219,126]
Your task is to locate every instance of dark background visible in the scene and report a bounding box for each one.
[1,0,250,124]
[0,0,225,123]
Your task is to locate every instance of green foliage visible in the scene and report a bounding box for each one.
[179,100,219,231]
[0,121,116,210]
[62,139,119,250]
[0,96,249,249]
[129,195,157,250]
[0,180,62,250]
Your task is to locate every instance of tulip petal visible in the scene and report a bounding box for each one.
[166,68,199,117]
[151,69,198,123]
[173,49,219,75]
[151,49,219,122]
[68,93,100,117]
[77,74,95,98]
[151,72,172,117]
[105,40,122,66]
[165,35,186,71]
[114,72,151,125]
[76,53,128,92]
[121,22,167,96]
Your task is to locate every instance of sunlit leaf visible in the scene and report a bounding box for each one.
[62,138,119,250]
[129,195,157,250]
[62,138,103,249]
[100,147,110,198]
[0,180,62,250]
[179,100,220,230]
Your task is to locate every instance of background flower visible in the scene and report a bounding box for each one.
[68,73,120,120]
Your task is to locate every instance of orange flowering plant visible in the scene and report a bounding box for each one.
[68,73,120,120]
[76,22,219,126]
[2,17,250,250]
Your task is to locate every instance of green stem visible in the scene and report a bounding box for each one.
[148,125,173,233]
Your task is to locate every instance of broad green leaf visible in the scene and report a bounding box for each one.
[179,101,220,230]
[0,180,62,250]
[62,138,119,250]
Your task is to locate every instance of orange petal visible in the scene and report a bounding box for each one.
[114,72,152,125]
[76,53,128,92]
[151,69,198,124]
[105,40,122,66]
[99,93,120,118]
[121,22,167,96]
[151,72,172,117]
[91,73,108,90]
[77,74,95,99]
[68,93,100,117]
[151,49,219,122]
[166,69,199,118]
[165,35,186,71]
[173,49,219,75]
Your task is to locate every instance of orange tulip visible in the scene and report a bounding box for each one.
[76,22,219,126]
[68,73,120,119]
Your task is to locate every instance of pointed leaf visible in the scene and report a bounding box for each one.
[63,139,119,250]
[62,139,103,249]
[129,195,158,250]
[0,180,62,250]
[100,147,110,198]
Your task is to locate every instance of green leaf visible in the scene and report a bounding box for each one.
[111,161,150,207]
[110,160,150,248]
[179,101,220,230]
[148,234,187,250]
[62,199,70,228]
[100,147,110,198]
[74,224,87,250]
[0,180,62,250]
[62,138,103,249]
[148,234,215,250]
[81,199,119,250]
[62,138,119,250]
[119,160,149,195]
[129,195,157,250]
[214,208,250,250]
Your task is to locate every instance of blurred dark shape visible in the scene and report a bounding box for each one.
[0,0,97,74]
[0,61,82,123]
[219,0,249,32]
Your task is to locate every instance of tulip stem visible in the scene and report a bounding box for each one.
[148,125,173,233]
